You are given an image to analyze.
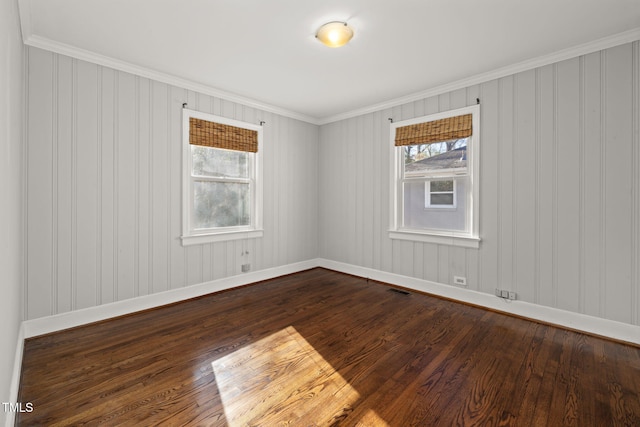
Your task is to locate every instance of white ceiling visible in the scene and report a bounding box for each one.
[18,0,640,123]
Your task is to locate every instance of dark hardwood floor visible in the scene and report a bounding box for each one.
[18,268,640,426]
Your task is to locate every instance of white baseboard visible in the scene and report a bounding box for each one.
[22,259,320,339]
[18,256,639,348]
[317,258,640,345]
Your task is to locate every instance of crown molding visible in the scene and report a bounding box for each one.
[318,27,640,124]
[21,34,321,125]
[16,0,640,128]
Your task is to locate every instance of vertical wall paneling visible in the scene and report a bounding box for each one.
[318,41,640,327]
[514,70,536,303]
[137,78,151,297]
[536,65,555,308]
[422,243,439,284]
[146,78,155,295]
[117,72,136,300]
[133,77,140,297]
[113,71,121,302]
[283,115,292,265]
[75,60,98,309]
[362,113,375,270]
[437,245,450,285]
[56,55,73,314]
[498,76,514,293]
[100,67,115,304]
[556,57,581,313]
[355,115,364,267]
[478,80,499,295]
[380,108,394,274]
[346,116,356,266]
[604,44,634,323]
[261,112,274,271]
[271,113,281,266]
[26,49,53,319]
[150,80,168,293]
[583,52,603,317]
[25,47,318,320]
[599,51,608,319]
[578,56,586,314]
[169,87,184,289]
[633,41,640,325]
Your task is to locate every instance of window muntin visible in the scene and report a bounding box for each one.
[182,109,263,245]
[390,105,480,247]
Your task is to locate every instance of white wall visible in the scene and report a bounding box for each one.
[319,41,640,327]
[20,36,640,331]
[0,0,23,411]
[24,47,318,320]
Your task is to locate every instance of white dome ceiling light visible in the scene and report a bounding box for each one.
[315,21,354,48]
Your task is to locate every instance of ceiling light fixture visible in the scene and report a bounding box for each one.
[316,21,354,48]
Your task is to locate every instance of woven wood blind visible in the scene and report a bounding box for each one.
[395,114,472,146]
[189,117,258,153]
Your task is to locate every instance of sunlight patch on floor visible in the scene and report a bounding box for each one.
[357,409,390,426]
[211,326,374,425]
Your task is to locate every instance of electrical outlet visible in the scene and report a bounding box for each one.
[496,288,517,300]
[241,263,251,273]
[453,276,467,286]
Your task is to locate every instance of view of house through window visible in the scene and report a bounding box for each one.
[402,138,469,231]
[390,105,479,247]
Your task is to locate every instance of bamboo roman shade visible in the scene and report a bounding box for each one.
[395,113,472,146]
[189,117,258,153]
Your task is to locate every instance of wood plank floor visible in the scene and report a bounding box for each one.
[18,268,640,426]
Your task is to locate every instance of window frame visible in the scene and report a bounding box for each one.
[389,105,480,248]
[181,109,263,246]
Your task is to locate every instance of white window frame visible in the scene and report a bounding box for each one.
[389,105,480,248]
[181,109,263,246]
[425,179,457,209]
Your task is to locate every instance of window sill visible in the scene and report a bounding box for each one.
[181,229,264,246]
[389,229,480,248]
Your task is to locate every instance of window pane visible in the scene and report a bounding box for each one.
[430,193,454,205]
[431,180,454,192]
[403,179,468,231]
[192,146,249,178]
[193,181,250,228]
[403,138,467,177]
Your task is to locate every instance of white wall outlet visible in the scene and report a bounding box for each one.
[241,263,251,273]
[453,276,467,286]
[508,291,517,300]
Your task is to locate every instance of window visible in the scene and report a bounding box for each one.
[389,105,480,248]
[425,180,456,208]
[182,109,263,245]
